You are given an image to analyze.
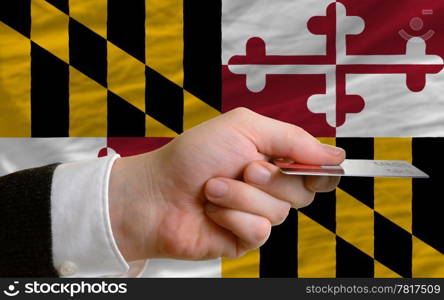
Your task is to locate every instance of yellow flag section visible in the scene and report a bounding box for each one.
[374,260,402,278]
[336,189,374,258]
[69,0,107,39]
[0,22,31,137]
[374,138,412,232]
[146,115,178,138]
[298,212,336,277]
[107,42,146,113]
[184,90,221,130]
[146,0,184,86]
[69,67,107,137]
[221,250,260,278]
[413,237,444,277]
[317,137,335,147]
[31,0,69,63]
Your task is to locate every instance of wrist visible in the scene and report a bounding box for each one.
[108,153,161,261]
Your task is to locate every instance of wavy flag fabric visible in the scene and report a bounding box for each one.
[0,0,443,277]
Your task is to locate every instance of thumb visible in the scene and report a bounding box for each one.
[231,108,345,165]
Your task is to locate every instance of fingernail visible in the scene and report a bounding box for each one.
[321,144,345,156]
[248,164,271,185]
[205,202,219,213]
[206,179,228,198]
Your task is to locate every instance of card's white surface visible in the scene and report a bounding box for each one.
[278,159,429,178]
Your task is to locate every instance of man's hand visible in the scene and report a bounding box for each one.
[108,108,345,261]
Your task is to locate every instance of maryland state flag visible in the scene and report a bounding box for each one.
[0,0,443,277]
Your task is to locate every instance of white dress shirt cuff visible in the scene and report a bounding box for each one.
[51,154,147,277]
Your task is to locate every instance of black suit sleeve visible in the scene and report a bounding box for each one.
[0,164,60,277]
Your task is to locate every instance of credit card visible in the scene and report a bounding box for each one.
[273,159,429,178]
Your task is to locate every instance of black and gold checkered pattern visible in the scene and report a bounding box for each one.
[0,0,442,278]
[0,0,221,138]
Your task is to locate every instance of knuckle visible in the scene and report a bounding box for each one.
[284,125,304,155]
[323,183,338,193]
[271,203,291,225]
[286,124,305,138]
[233,249,247,259]
[251,218,271,245]
[296,193,316,208]
[228,107,255,120]
[327,177,341,191]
